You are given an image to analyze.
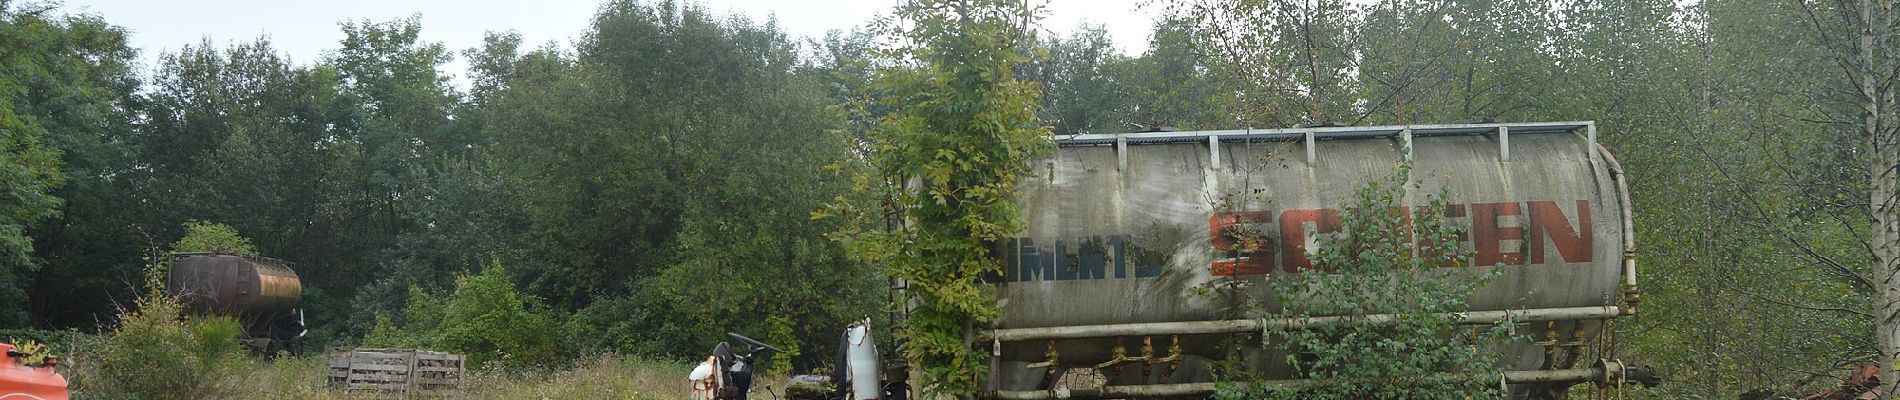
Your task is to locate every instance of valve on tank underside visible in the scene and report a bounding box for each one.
[1087,336,1181,379]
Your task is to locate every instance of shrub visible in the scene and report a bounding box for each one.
[365,260,563,369]
[1213,163,1514,399]
[0,328,86,358]
[65,236,253,400]
[67,295,247,399]
[169,220,257,255]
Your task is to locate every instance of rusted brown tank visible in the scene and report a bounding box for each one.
[166,254,302,318]
[166,254,305,354]
[979,121,1647,398]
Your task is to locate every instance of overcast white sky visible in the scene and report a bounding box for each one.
[57,0,1161,88]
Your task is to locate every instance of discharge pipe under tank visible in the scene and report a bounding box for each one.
[984,359,1659,400]
[1595,142,1641,315]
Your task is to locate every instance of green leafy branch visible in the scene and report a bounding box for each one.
[1216,163,1515,399]
[819,0,1050,396]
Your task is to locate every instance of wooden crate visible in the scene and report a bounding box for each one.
[329,348,465,398]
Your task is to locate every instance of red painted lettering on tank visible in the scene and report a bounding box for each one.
[1470,202,1524,266]
[1444,204,1467,218]
[1210,211,1274,275]
[1279,209,1340,272]
[1528,200,1593,264]
[1395,206,1415,244]
[1417,204,1469,268]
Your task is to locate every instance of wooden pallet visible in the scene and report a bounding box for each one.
[328,348,465,398]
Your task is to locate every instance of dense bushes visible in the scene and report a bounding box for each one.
[1,0,883,374]
[365,260,565,369]
[60,221,269,398]
[67,295,247,399]
[0,328,85,357]
[168,221,257,256]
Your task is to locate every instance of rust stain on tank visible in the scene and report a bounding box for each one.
[166,254,303,324]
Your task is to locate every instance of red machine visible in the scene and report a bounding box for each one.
[0,342,67,400]
[1800,365,1880,400]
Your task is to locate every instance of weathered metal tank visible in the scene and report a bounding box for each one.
[166,253,306,354]
[167,254,302,318]
[979,121,1647,398]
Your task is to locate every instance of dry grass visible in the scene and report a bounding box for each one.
[459,356,691,400]
[189,354,691,400]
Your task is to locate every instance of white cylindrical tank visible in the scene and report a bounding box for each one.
[845,318,880,399]
[688,356,718,400]
[990,122,1636,389]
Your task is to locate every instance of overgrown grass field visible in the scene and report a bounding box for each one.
[60,351,691,400]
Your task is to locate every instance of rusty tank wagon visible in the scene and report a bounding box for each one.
[165,253,307,356]
[975,121,1653,399]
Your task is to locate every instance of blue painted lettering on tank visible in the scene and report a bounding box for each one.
[1003,238,1018,282]
[1003,235,1158,282]
[1054,241,1077,280]
[1038,240,1057,280]
[1077,237,1108,280]
[1131,241,1164,278]
[979,264,1005,283]
[985,238,1020,283]
[1015,238,1052,282]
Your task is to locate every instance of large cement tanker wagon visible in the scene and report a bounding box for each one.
[166,253,308,356]
[977,121,1651,399]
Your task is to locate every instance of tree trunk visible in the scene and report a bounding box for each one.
[1876,148,1900,397]
[1864,0,1900,394]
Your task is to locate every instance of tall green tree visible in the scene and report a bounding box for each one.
[127,35,382,342]
[826,0,1050,394]
[1757,0,1900,393]
[1172,0,1358,126]
[461,1,880,369]
[1353,0,1561,124]
[1025,24,1130,134]
[1118,20,1241,130]
[1606,1,1869,396]
[336,20,521,336]
[0,1,138,328]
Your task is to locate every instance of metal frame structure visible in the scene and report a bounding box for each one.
[1057,121,1593,145]
[1067,121,1596,170]
[980,306,1623,342]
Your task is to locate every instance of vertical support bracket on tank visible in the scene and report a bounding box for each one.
[1587,122,1599,163]
[1622,253,1642,315]
[1139,336,1154,377]
[989,338,1003,394]
[1304,131,1316,166]
[1401,128,1414,162]
[1498,126,1512,162]
[1116,136,1128,172]
[1162,335,1182,379]
[1208,134,1221,170]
